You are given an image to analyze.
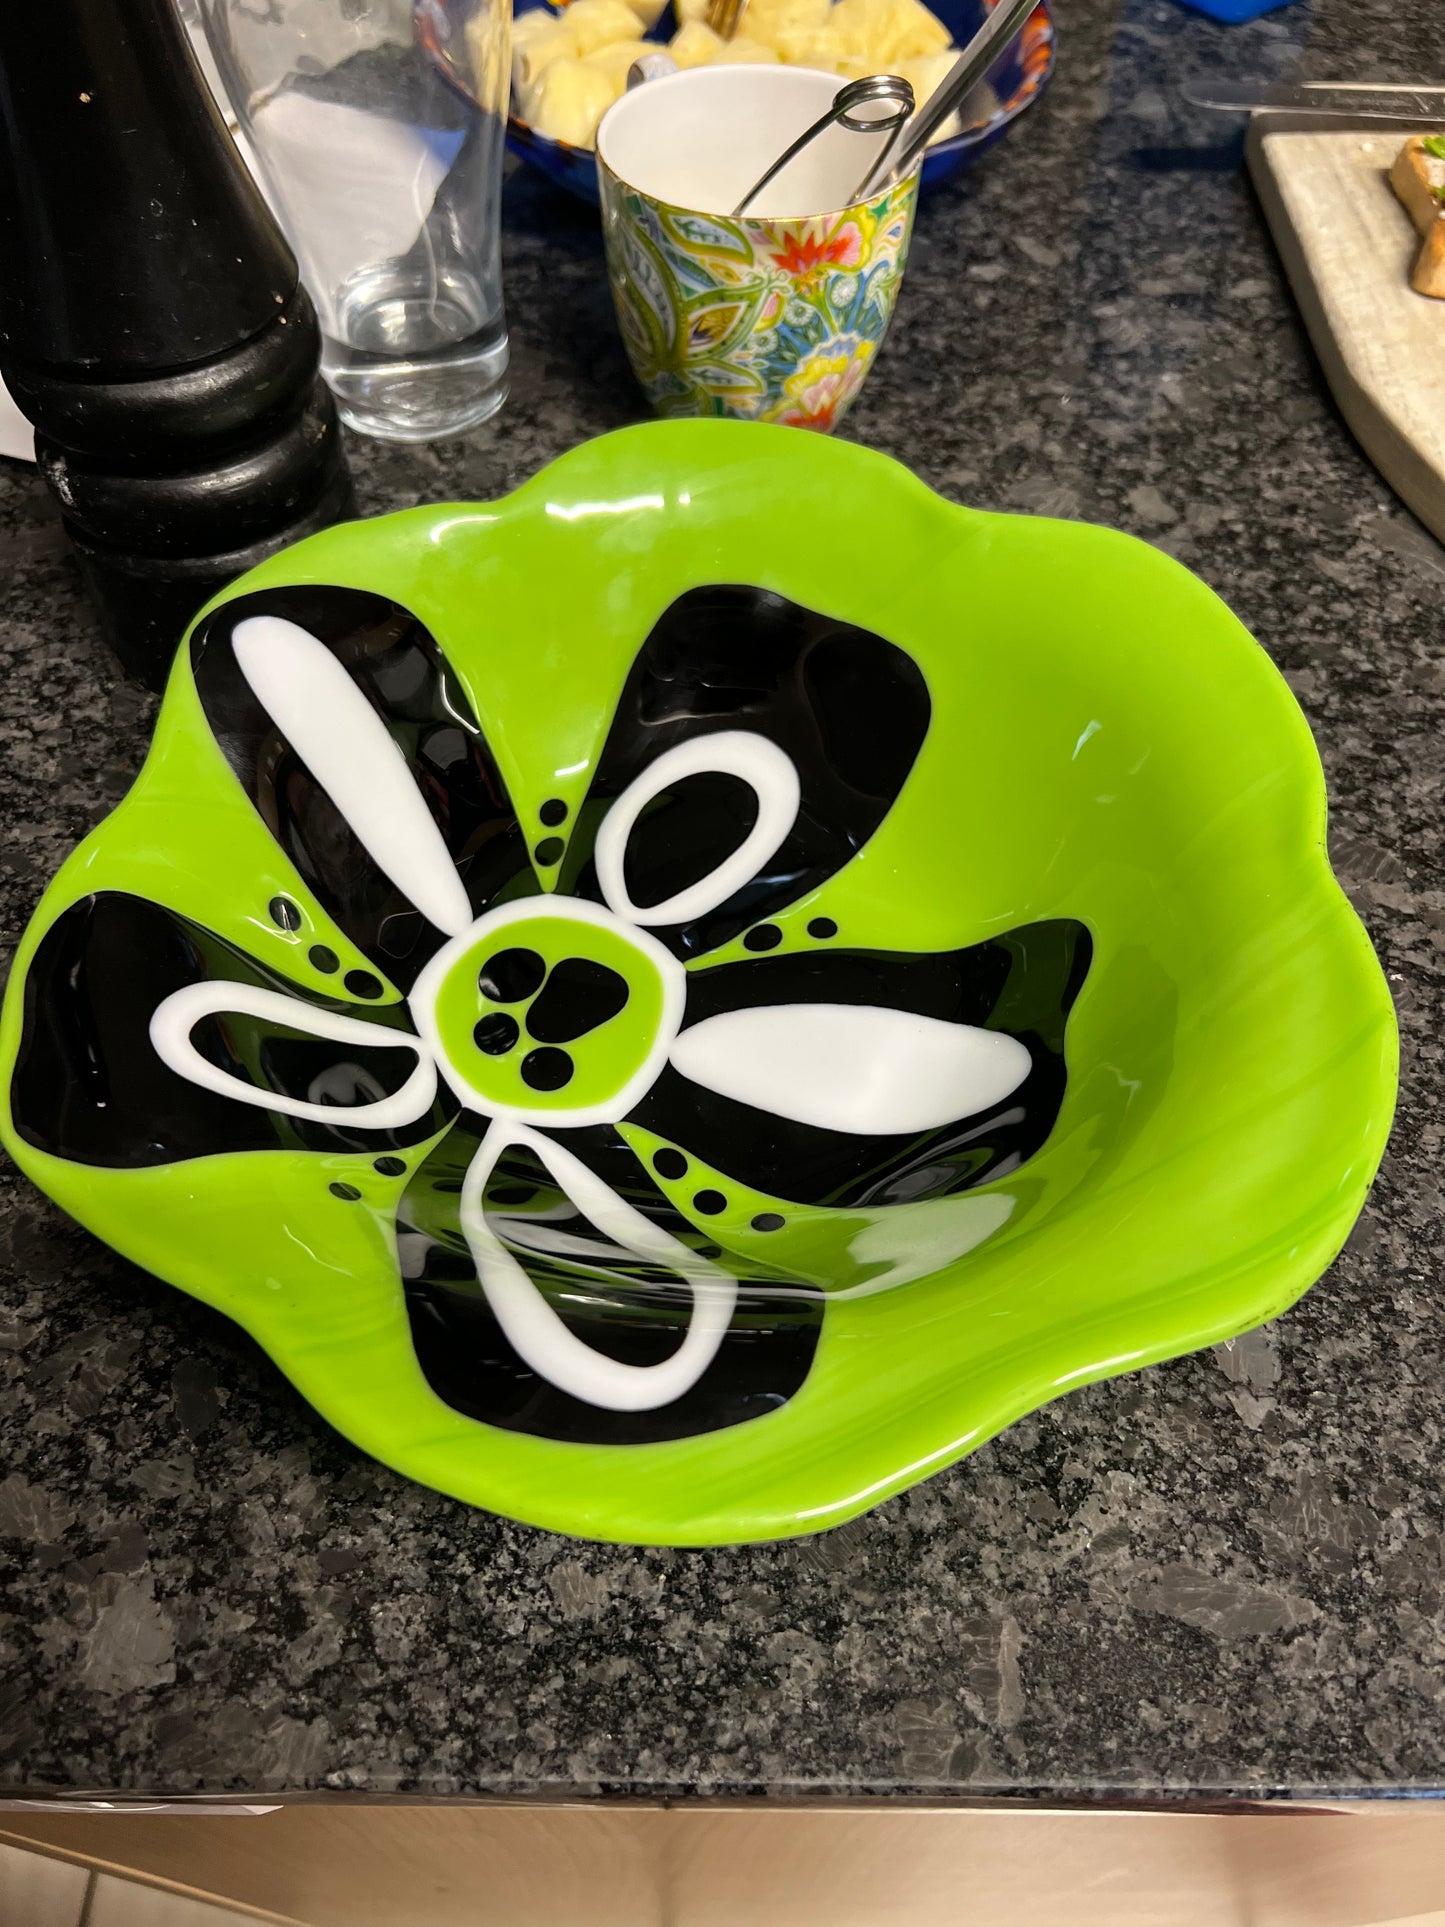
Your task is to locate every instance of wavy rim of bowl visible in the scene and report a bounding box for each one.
[0,419,1395,1548]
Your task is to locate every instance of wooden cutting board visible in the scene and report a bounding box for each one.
[1248,119,1445,542]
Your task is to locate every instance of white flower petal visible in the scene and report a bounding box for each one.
[149,981,438,1129]
[461,1122,737,1412]
[233,614,474,938]
[669,1004,1033,1136]
[594,729,800,928]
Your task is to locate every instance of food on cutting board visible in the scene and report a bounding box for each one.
[492,0,975,154]
[1388,135,1445,299]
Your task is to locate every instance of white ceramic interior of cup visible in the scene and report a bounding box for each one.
[596,65,900,220]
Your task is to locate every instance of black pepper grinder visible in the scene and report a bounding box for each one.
[0,0,355,688]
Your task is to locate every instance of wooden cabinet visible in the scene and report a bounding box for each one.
[4,1801,1445,1927]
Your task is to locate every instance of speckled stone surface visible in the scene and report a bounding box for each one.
[0,0,1440,1803]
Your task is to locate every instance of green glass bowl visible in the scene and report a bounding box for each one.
[0,422,1396,1545]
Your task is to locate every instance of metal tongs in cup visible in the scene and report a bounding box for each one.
[730,0,1042,215]
[732,74,916,217]
[855,0,1040,196]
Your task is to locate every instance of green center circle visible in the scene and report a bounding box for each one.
[432,912,666,1116]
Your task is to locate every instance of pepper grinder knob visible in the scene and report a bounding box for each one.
[0,0,355,688]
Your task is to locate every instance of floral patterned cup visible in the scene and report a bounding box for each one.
[597,66,920,430]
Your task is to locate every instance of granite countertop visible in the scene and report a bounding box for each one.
[1,0,1441,1804]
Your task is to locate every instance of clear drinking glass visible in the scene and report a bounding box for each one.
[198,0,510,442]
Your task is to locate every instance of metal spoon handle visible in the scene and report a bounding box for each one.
[859,0,1038,196]
[732,73,914,217]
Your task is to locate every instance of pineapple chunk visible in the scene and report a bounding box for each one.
[829,48,885,76]
[560,0,649,55]
[582,36,650,81]
[673,0,712,21]
[738,0,831,48]
[712,32,782,60]
[511,12,579,103]
[527,54,620,144]
[617,0,668,23]
[899,50,964,140]
[769,21,849,68]
[829,0,950,65]
[512,5,570,46]
[669,19,724,65]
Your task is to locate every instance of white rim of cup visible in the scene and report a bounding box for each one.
[595,63,923,224]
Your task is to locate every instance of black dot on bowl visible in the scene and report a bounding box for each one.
[751,1211,786,1232]
[474,1012,519,1055]
[309,944,339,974]
[526,957,628,1043]
[345,969,383,999]
[479,947,546,1002]
[269,895,301,931]
[808,917,838,940]
[743,924,782,953]
[373,1156,406,1177]
[534,836,565,867]
[539,797,568,827]
[522,1046,573,1091]
[329,1181,361,1202]
[697,1243,722,1259]
[693,1188,727,1216]
[434,1179,462,1194]
[653,1147,688,1181]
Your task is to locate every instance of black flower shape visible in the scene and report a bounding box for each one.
[12,585,1089,1446]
